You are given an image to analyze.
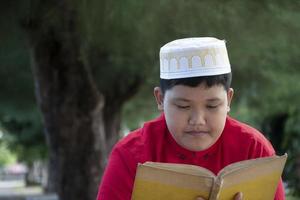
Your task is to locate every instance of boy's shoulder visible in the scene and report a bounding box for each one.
[113,114,166,158]
[224,116,275,156]
[226,116,267,140]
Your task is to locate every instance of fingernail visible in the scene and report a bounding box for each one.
[237,192,243,200]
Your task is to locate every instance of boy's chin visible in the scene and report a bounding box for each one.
[172,134,218,152]
[189,145,211,152]
[182,142,213,152]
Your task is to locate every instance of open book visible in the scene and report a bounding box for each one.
[131,154,287,200]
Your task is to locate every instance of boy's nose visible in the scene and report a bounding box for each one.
[188,111,206,125]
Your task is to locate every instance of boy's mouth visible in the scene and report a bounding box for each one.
[184,130,209,136]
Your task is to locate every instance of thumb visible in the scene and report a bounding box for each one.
[196,197,205,200]
[235,192,243,200]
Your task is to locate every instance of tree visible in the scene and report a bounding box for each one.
[22,0,151,199]
[25,2,103,199]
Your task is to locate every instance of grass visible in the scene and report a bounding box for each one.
[287,195,300,200]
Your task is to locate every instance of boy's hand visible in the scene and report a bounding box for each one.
[196,192,243,200]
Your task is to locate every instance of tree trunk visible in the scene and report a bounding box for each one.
[24,1,115,200]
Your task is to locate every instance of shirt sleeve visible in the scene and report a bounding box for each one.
[274,179,285,200]
[96,146,137,200]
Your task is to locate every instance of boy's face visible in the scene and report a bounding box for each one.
[154,83,234,152]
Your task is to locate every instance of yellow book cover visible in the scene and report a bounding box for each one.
[131,154,287,200]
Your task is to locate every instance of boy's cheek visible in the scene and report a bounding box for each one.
[166,114,188,131]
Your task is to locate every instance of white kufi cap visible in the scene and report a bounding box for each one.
[160,37,231,79]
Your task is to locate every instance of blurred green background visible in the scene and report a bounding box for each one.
[0,0,299,199]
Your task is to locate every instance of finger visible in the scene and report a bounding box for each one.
[234,192,243,200]
[196,197,205,200]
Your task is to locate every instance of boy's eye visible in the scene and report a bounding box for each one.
[176,105,190,109]
[207,104,218,109]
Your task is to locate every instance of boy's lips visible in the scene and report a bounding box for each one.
[184,130,209,136]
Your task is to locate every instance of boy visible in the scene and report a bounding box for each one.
[97,37,285,200]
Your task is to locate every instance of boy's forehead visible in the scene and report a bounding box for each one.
[164,84,227,99]
[159,37,231,80]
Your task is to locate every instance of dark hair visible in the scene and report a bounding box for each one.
[160,73,232,95]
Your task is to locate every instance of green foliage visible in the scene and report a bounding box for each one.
[282,110,300,196]
[121,81,159,132]
[0,2,35,110]
[0,0,45,164]
[0,111,48,164]
[77,0,163,98]
[0,141,17,167]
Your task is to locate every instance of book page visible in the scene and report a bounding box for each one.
[215,154,287,200]
[143,162,216,177]
[217,154,286,177]
[131,164,215,200]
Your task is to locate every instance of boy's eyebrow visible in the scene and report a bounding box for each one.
[173,97,222,102]
[205,97,222,102]
[173,98,191,102]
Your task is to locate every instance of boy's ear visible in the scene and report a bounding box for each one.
[227,88,234,112]
[154,87,164,111]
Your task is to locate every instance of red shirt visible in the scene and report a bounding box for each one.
[97,114,285,200]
